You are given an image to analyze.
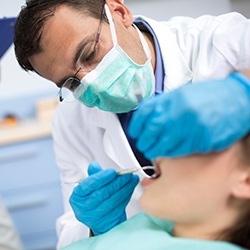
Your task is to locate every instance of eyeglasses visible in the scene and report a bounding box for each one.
[58,4,106,102]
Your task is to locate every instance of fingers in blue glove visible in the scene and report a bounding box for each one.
[72,175,139,235]
[143,125,197,159]
[73,168,117,197]
[85,174,139,211]
[129,97,156,139]
[72,173,139,210]
[129,93,174,158]
[136,106,171,154]
[129,72,250,158]
[70,169,139,235]
[87,162,103,175]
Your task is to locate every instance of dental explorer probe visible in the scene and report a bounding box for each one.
[74,165,159,184]
[117,165,160,179]
[115,92,161,179]
[74,93,160,184]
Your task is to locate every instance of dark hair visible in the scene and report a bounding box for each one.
[220,133,250,249]
[14,0,106,72]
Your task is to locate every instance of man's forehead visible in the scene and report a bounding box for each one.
[30,5,99,85]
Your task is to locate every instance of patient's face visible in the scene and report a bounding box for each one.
[140,143,242,225]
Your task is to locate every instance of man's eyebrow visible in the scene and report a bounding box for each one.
[73,35,94,66]
[56,35,95,88]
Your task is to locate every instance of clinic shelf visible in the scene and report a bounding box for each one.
[0,118,52,146]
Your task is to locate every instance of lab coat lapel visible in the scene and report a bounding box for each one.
[137,16,193,91]
[89,109,140,169]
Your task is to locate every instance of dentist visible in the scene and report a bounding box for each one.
[13,0,250,248]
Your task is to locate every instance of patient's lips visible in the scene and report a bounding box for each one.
[141,177,156,186]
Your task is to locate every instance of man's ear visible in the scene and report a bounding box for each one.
[232,170,250,199]
[105,0,133,27]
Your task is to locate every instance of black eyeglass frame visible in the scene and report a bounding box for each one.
[58,4,106,102]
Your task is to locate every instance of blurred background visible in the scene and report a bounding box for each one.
[0,0,250,100]
[0,0,249,249]
[0,0,250,101]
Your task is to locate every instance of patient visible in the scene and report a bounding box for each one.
[62,133,250,250]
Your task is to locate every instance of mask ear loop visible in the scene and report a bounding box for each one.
[104,4,151,60]
[104,5,118,45]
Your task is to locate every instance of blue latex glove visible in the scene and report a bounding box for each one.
[129,72,250,158]
[69,162,139,235]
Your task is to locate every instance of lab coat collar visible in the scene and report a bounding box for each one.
[89,108,141,170]
[134,15,193,90]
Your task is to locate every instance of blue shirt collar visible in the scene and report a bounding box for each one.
[134,19,164,94]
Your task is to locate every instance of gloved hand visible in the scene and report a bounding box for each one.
[69,162,139,235]
[129,72,250,158]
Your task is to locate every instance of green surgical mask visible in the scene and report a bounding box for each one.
[73,4,155,113]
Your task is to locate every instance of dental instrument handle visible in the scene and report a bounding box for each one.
[117,166,156,176]
[116,168,139,175]
[74,166,157,184]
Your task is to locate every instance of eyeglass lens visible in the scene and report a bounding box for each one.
[58,4,105,102]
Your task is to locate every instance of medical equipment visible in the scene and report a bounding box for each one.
[74,165,159,184]
[73,5,154,113]
[117,165,160,179]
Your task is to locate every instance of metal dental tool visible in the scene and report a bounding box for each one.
[117,165,160,179]
[73,165,160,184]
[114,92,161,179]
[70,91,161,185]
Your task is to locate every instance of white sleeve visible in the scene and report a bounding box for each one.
[52,103,93,249]
[168,12,250,82]
[195,12,250,80]
[0,199,23,250]
[212,12,250,71]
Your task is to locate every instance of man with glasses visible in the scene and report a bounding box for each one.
[14,0,250,248]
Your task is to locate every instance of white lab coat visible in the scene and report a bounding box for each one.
[0,199,23,250]
[52,12,250,249]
